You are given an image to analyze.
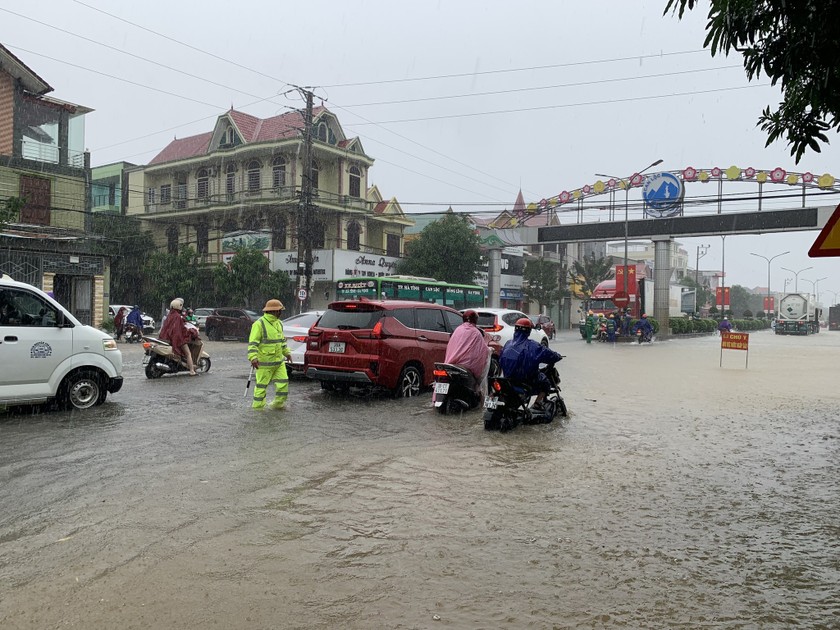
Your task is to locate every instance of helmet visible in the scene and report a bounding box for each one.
[641,313,648,318]
[170,298,184,310]
[588,310,593,315]
[263,299,285,312]
[462,309,478,324]
[609,313,614,318]
[723,316,728,320]
[514,317,533,334]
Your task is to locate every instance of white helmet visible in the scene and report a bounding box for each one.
[170,298,184,310]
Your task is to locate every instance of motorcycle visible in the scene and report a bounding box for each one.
[635,328,653,343]
[142,336,211,378]
[483,360,567,432]
[124,323,143,344]
[596,322,608,342]
[432,363,482,414]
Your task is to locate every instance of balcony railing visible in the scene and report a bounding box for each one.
[144,186,373,214]
[21,141,86,168]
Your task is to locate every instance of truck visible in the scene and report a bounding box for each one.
[828,305,840,331]
[579,278,689,337]
[776,293,821,335]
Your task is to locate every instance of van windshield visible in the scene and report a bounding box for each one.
[317,308,383,330]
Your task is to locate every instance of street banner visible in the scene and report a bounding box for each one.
[615,265,637,296]
[720,331,749,368]
[716,286,730,310]
[763,296,775,313]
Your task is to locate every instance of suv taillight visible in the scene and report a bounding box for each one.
[486,322,504,332]
[371,321,384,339]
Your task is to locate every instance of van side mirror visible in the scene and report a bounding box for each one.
[56,310,67,328]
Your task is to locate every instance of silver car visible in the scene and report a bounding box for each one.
[282,310,324,375]
[464,308,550,348]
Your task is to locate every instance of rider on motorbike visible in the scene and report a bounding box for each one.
[444,309,492,398]
[633,313,654,339]
[126,305,144,334]
[499,318,563,410]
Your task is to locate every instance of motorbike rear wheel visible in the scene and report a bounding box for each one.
[145,359,164,379]
[483,408,503,431]
[195,357,211,373]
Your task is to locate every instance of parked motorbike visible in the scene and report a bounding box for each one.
[142,336,211,378]
[432,363,482,414]
[483,360,567,432]
[596,322,608,342]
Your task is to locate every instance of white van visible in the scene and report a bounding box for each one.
[0,274,123,410]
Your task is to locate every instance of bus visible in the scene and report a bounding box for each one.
[335,275,485,309]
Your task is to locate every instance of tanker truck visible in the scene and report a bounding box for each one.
[776,293,821,335]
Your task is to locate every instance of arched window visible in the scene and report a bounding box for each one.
[221,218,238,234]
[196,223,209,254]
[243,215,260,232]
[312,219,325,249]
[270,215,287,250]
[347,220,361,251]
[348,165,361,198]
[166,225,179,254]
[272,156,286,189]
[310,160,320,192]
[225,163,236,198]
[316,122,327,142]
[225,127,235,146]
[247,160,261,192]
[197,168,209,200]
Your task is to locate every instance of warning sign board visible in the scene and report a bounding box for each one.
[809,203,840,257]
[721,331,749,350]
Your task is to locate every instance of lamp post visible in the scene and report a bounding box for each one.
[595,159,663,297]
[780,266,813,292]
[801,276,828,303]
[783,277,791,292]
[827,290,840,306]
[695,243,710,286]
[750,251,789,317]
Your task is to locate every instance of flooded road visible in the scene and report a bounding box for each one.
[1,331,838,628]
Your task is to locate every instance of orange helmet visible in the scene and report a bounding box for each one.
[462,309,478,324]
[514,317,533,334]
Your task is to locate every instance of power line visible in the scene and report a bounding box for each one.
[320,49,711,88]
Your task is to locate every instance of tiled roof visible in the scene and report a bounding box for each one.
[148,106,332,166]
[512,190,526,214]
[373,201,389,214]
[148,132,213,165]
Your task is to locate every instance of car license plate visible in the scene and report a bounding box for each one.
[484,396,498,410]
[434,382,450,395]
[328,341,345,353]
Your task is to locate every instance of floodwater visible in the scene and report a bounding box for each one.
[1,330,838,629]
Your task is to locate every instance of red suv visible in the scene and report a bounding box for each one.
[305,300,468,397]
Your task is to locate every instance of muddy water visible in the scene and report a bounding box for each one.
[1,332,838,628]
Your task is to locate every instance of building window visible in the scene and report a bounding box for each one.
[347,220,361,251]
[316,122,327,142]
[272,156,286,189]
[197,168,209,200]
[221,218,238,234]
[348,165,361,198]
[225,127,235,146]
[166,225,179,254]
[225,163,236,198]
[243,215,260,232]
[175,177,187,209]
[310,160,319,192]
[247,160,261,192]
[147,187,156,205]
[270,215,287,250]
[19,175,51,225]
[160,184,171,204]
[312,219,325,249]
[197,223,209,255]
[386,233,400,257]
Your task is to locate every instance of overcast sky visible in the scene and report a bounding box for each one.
[4,0,839,302]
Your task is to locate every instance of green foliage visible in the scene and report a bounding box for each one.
[100,315,116,334]
[569,253,614,298]
[709,305,719,315]
[89,213,156,307]
[213,247,292,309]
[142,247,205,315]
[0,196,23,229]
[664,0,840,162]
[743,309,753,318]
[523,258,567,310]
[397,214,483,284]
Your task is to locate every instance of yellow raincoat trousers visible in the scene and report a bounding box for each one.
[248,313,291,409]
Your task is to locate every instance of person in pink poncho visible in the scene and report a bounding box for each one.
[444,309,492,399]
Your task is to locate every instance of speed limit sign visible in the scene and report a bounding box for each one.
[297,288,307,301]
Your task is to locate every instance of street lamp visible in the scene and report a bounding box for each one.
[801,276,828,303]
[595,159,663,297]
[750,250,789,317]
[826,290,840,306]
[780,266,813,292]
[695,243,711,286]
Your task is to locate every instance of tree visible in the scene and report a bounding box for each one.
[523,257,567,311]
[143,247,204,317]
[213,247,292,309]
[397,214,483,284]
[568,253,615,298]
[89,213,156,307]
[0,196,23,230]
[665,0,840,161]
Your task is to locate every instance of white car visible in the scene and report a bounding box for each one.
[282,310,324,375]
[109,304,155,332]
[464,308,550,348]
[193,307,215,330]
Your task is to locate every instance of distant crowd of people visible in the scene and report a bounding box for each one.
[581,308,652,344]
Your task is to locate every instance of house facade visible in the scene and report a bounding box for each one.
[0,43,108,326]
[126,107,413,309]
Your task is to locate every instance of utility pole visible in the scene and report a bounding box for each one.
[297,88,315,313]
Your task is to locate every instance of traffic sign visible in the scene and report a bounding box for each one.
[613,291,629,308]
[809,203,840,257]
[297,288,307,301]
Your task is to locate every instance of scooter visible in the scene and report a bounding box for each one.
[483,360,567,432]
[432,363,482,414]
[635,329,653,343]
[142,336,211,378]
[124,323,143,344]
